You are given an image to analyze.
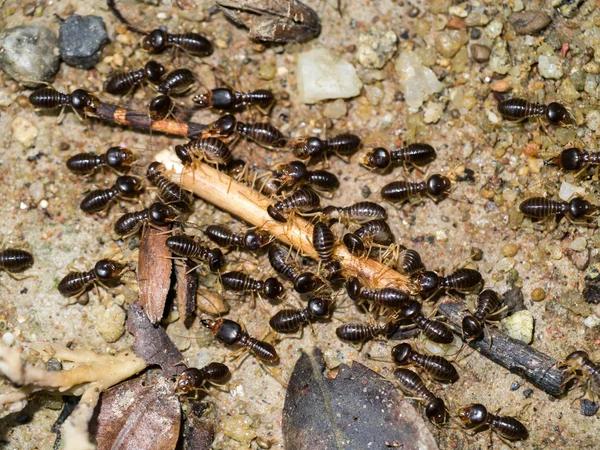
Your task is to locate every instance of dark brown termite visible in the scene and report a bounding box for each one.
[267,244,322,294]
[269,296,333,333]
[80,176,142,213]
[519,197,595,221]
[548,148,600,172]
[148,94,174,121]
[380,174,451,203]
[342,219,394,256]
[29,87,100,115]
[397,299,454,344]
[114,202,177,236]
[312,221,341,278]
[165,234,224,272]
[335,320,398,344]
[177,363,230,394]
[394,368,449,425]
[411,268,482,297]
[497,98,569,124]
[58,259,125,297]
[392,343,458,383]
[192,88,274,111]
[361,144,436,170]
[157,69,195,95]
[457,403,528,441]
[320,201,387,225]
[66,146,134,175]
[270,161,339,193]
[104,61,166,95]
[0,249,34,273]
[175,138,232,166]
[146,162,194,210]
[205,224,270,251]
[267,187,321,222]
[397,248,425,275]
[346,277,408,308]
[290,133,361,160]
[107,0,213,57]
[221,271,284,301]
[462,289,502,342]
[236,121,288,148]
[201,318,278,362]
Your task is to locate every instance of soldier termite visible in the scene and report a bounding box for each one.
[58,259,125,297]
[107,0,213,57]
[342,219,394,256]
[392,343,458,383]
[267,187,321,222]
[114,202,177,236]
[146,162,193,210]
[80,175,142,213]
[29,87,100,116]
[360,144,436,171]
[104,61,166,95]
[519,197,595,223]
[66,146,134,175]
[457,403,528,441]
[205,225,270,251]
[177,362,231,395]
[165,234,225,272]
[462,289,503,342]
[380,174,451,204]
[394,368,449,425]
[320,201,387,225]
[290,133,361,160]
[192,88,275,111]
[201,318,278,362]
[269,296,333,333]
[497,98,569,124]
[220,271,284,302]
[268,244,322,294]
[397,299,454,344]
[346,277,409,308]
[175,138,232,166]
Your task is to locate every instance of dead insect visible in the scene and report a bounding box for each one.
[397,299,454,344]
[462,289,502,342]
[380,175,451,203]
[29,87,99,114]
[165,234,224,272]
[66,146,134,175]
[192,88,274,111]
[548,148,600,172]
[457,403,528,441]
[205,224,270,251]
[157,68,195,95]
[114,202,177,236]
[58,259,125,297]
[392,343,458,383]
[221,271,283,301]
[321,201,387,225]
[267,187,321,222]
[497,98,569,124]
[519,197,595,221]
[201,318,278,362]
[290,133,361,160]
[559,351,600,399]
[146,162,193,210]
[0,249,34,273]
[346,277,408,308]
[269,296,333,333]
[177,362,230,394]
[268,244,321,294]
[361,144,436,170]
[104,60,166,95]
[342,219,394,255]
[175,137,232,166]
[80,175,142,213]
[394,368,449,425]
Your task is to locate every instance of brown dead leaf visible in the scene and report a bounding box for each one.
[91,370,181,450]
[138,225,172,323]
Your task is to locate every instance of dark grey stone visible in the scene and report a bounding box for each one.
[580,399,599,416]
[59,15,108,69]
[0,25,60,87]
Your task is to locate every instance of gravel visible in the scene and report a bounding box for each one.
[59,15,108,69]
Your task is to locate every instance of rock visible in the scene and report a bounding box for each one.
[59,15,108,69]
[558,181,585,201]
[394,50,443,108]
[0,25,60,87]
[566,248,590,271]
[538,55,563,79]
[296,48,363,104]
[509,11,551,35]
[95,303,126,343]
[583,281,600,304]
[485,19,503,39]
[322,99,347,119]
[586,110,600,131]
[553,0,584,19]
[357,27,398,69]
[423,102,444,123]
[222,414,256,442]
[470,44,491,62]
[434,30,468,58]
[489,41,511,75]
[500,310,534,344]
[503,287,525,313]
[580,399,600,416]
[11,117,39,148]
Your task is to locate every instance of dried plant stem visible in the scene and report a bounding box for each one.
[160,157,415,292]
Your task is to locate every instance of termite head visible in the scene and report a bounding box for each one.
[461,315,483,341]
[94,259,124,280]
[307,296,333,318]
[546,102,569,124]
[71,89,99,111]
[143,29,168,52]
[427,174,452,197]
[144,61,166,83]
[552,147,585,171]
[426,397,449,425]
[413,270,440,294]
[264,277,284,299]
[568,197,593,218]
[106,147,134,169]
[391,343,413,365]
[457,403,488,428]
[207,248,224,272]
[294,272,317,293]
[362,147,390,169]
[345,277,361,300]
[115,175,142,195]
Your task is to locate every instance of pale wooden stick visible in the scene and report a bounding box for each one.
[157,154,415,293]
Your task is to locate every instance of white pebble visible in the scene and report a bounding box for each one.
[19,202,28,210]
[584,314,600,328]
[40,199,49,209]
[449,4,469,17]
[485,19,504,39]
[394,51,443,108]
[500,310,534,344]
[585,110,600,131]
[357,27,398,69]
[11,116,39,148]
[495,257,515,272]
[28,180,45,205]
[423,102,444,124]
[558,181,586,201]
[2,332,15,346]
[296,48,363,104]
[157,12,167,19]
[435,229,448,242]
[570,237,587,252]
[538,55,563,79]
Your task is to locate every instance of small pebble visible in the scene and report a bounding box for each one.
[509,11,551,35]
[408,6,420,17]
[489,41,511,75]
[470,44,491,62]
[223,414,256,442]
[523,389,534,398]
[12,117,39,148]
[0,25,60,87]
[434,30,467,58]
[95,303,126,343]
[361,185,371,198]
[538,55,563,80]
[423,102,444,124]
[395,50,443,108]
[501,243,518,257]
[2,332,15,346]
[485,19,503,39]
[510,381,521,391]
[531,288,546,302]
[357,27,398,69]
[258,64,276,80]
[322,99,347,119]
[500,310,534,344]
[580,399,600,416]
[570,237,587,252]
[583,282,600,304]
[46,358,63,372]
[559,181,585,201]
[59,15,108,69]
[585,110,600,131]
[495,257,515,272]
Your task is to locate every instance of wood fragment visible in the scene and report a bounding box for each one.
[175,259,198,324]
[138,225,172,324]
